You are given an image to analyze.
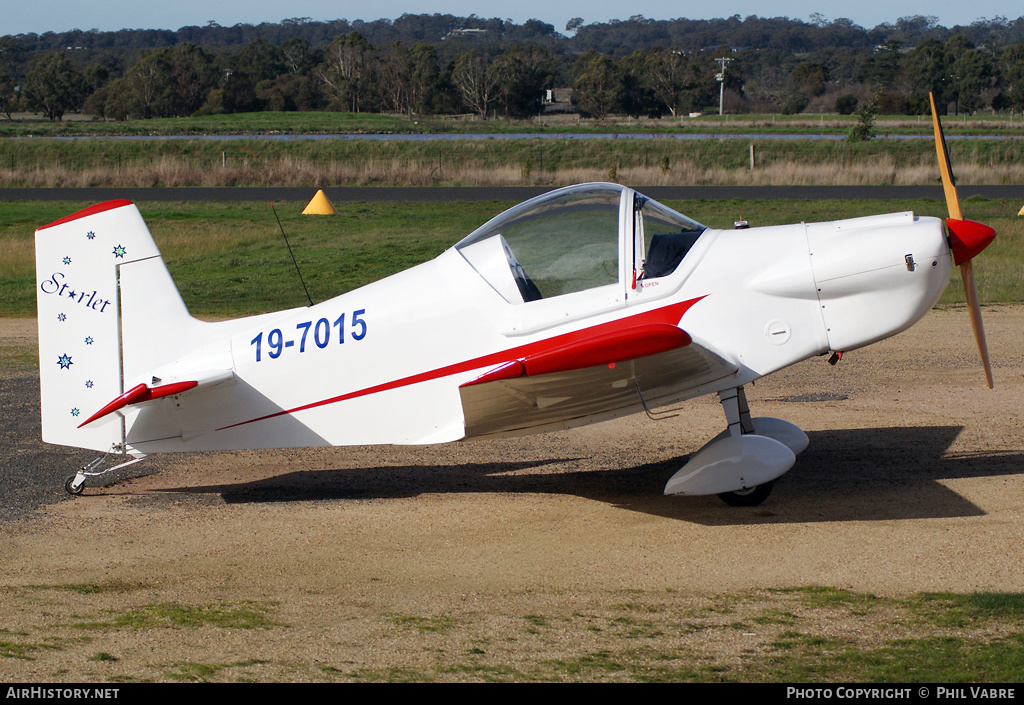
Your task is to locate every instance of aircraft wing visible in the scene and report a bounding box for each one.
[459,334,737,438]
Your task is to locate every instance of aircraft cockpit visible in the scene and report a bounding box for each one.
[456,183,707,306]
[635,195,706,281]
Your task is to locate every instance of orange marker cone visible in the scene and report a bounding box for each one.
[302,189,337,215]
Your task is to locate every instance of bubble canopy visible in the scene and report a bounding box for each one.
[455,183,706,305]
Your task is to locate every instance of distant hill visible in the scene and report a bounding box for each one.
[4,14,1024,121]
[8,13,1024,57]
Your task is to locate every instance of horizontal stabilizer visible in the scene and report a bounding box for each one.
[78,369,234,428]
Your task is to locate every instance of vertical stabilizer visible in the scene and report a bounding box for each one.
[35,201,167,452]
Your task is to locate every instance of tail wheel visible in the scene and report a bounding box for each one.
[64,475,84,496]
[718,480,773,507]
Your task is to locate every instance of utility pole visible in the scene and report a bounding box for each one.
[715,56,733,116]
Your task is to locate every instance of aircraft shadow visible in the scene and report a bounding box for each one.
[157,425,1024,525]
[183,457,588,503]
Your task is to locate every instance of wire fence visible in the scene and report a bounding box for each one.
[3,137,1022,187]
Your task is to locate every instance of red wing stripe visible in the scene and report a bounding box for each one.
[523,323,690,377]
[461,323,690,387]
[217,296,705,432]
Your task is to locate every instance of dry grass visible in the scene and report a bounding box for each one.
[4,154,1023,189]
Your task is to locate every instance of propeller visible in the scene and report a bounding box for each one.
[929,92,996,388]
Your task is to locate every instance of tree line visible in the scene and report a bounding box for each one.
[3,14,1024,122]
[3,35,561,121]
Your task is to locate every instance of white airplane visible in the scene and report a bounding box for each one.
[36,95,995,505]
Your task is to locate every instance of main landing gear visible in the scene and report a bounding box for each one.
[663,386,808,506]
[718,481,776,507]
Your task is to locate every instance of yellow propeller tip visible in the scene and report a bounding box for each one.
[1018,204,1024,216]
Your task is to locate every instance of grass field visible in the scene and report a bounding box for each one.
[3,197,1021,318]
[2,584,1023,681]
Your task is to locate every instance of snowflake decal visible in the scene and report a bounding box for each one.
[85,380,94,389]
[112,244,127,258]
[86,231,95,240]
[57,313,66,322]
[84,336,94,345]
[71,408,80,417]
[63,256,72,265]
[57,353,73,370]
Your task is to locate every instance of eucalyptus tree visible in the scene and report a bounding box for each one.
[407,42,445,113]
[280,37,320,76]
[0,37,22,117]
[23,51,88,121]
[106,44,214,118]
[217,38,286,113]
[379,42,413,114]
[617,50,657,117]
[233,38,286,83]
[0,71,15,118]
[489,44,552,118]
[900,38,950,112]
[376,40,446,115]
[741,53,788,111]
[999,42,1024,110]
[121,52,165,118]
[645,47,702,117]
[571,50,619,119]
[318,31,377,112]
[860,39,903,89]
[450,49,499,118]
[163,44,215,116]
[944,36,992,114]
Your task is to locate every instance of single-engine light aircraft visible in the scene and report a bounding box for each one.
[37,95,996,505]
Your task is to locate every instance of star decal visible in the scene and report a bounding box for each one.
[63,256,72,265]
[71,408,80,417]
[57,313,66,322]
[57,353,73,369]
[112,244,127,258]
[84,336,94,345]
[86,231,95,240]
[85,380,94,388]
